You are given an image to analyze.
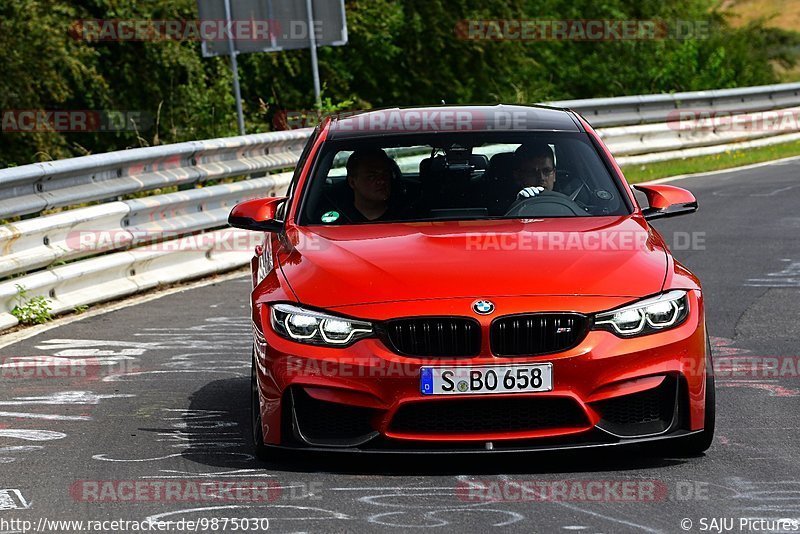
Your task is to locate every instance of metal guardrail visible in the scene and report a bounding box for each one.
[0,173,292,331]
[554,82,800,126]
[1,82,799,331]
[0,129,310,220]
[0,172,292,280]
[602,105,800,156]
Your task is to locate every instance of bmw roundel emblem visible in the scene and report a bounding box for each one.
[472,299,495,315]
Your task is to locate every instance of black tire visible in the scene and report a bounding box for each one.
[250,348,270,461]
[670,335,716,456]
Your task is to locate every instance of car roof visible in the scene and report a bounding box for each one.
[326,104,582,140]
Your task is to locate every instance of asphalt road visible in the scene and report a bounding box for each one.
[1,159,799,534]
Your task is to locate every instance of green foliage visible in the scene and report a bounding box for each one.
[10,284,53,325]
[515,0,793,97]
[0,0,797,166]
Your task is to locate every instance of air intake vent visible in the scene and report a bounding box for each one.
[390,397,588,435]
[592,375,678,437]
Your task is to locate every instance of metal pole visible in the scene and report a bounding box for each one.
[304,0,322,109]
[224,0,246,135]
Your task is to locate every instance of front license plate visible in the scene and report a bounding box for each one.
[420,364,552,395]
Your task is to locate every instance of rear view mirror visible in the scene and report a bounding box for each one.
[633,184,698,221]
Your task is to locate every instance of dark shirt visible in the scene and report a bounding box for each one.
[318,202,409,224]
[316,181,418,224]
[346,204,407,223]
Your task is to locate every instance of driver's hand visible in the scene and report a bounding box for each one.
[517,186,545,199]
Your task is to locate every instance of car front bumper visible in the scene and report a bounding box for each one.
[253,292,709,451]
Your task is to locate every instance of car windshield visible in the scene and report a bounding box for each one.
[299,131,631,225]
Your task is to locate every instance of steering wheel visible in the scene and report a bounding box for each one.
[504,190,589,217]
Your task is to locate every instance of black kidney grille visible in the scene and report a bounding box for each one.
[491,313,589,356]
[384,318,481,357]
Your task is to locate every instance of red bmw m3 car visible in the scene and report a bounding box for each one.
[229,105,714,457]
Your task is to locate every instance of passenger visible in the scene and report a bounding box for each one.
[342,149,404,222]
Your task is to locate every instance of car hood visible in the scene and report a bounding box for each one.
[278,217,668,308]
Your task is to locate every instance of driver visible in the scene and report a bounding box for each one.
[513,143,557,200]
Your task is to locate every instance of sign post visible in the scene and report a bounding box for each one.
[223,0,246,134]
[197,0,348,130]
[304,0,322,109]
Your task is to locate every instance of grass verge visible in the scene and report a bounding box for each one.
[620,138,800,183]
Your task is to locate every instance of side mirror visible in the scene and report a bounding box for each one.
[633,184,698,221]
[228,197,286,232]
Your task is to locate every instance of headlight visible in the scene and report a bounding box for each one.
[594,290,690,337]
[270,303,373,346]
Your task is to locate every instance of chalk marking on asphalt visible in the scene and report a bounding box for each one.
[0,489,31,510]
[0,355,129,369]
[0,446,44,453]
[35,339,156,354]
[0,391,134,405]
[145,504,351,523]
[0,269,249,350]
[498,476,662,534]
[717,382,800,397]
[92,452,254,462]
[331,487,458,491]
[141,468,272,479]
[157,431,240,436]
[745,259,800,287]
[163,359,246,371]
[366,508,524,528]
[0,411,91,421]
[751,185,799,196]
[725,477,800,517]
[356,479,525,529]
[0,430,66,441]
[162,409,227,417]
[102,369,242,382]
